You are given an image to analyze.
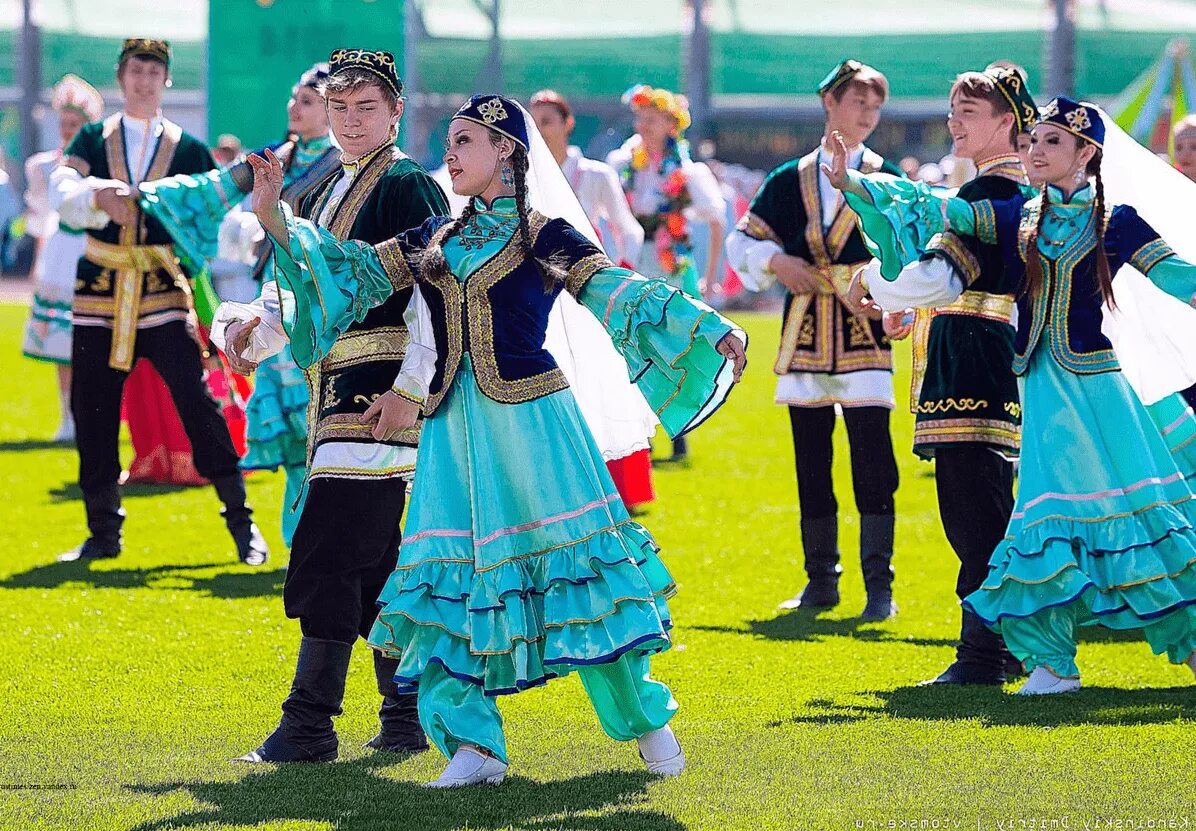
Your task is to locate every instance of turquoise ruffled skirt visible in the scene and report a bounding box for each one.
[239,348,309,546]
[368,355,676,696]
[963,350,1196,673]
[240,348,309,472]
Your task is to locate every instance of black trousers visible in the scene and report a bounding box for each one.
[788,405,898,519]
[934,446,1014,601]
[71,322,240,496]
[285,476,407,645]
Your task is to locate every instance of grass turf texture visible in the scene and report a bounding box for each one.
[0,303,1192,831]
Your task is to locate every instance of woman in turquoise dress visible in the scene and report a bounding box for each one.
[247,95,747,784]
[140,62,341,545]
[829,98,1196,695]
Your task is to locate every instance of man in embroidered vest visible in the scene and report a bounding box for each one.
[854,65,1038,685]
[50,38,268,566]
[725,60,902,621]
[214,49,449,763]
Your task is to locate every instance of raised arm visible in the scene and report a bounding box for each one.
[541,218,746,437]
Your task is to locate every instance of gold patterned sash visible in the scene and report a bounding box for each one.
[908,290,1016,408]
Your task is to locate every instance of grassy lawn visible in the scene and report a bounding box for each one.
[0,302,1191,831]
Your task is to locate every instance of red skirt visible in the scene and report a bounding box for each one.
[122,351,249,486]
[605,448,655,509]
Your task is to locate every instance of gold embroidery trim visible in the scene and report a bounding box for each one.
[320,326,410,372]
[735,211,781,244]
[377,237,415,292]
[327,145,401,241]
[467,211,569,404]
[914,397,988,414]
[565,252,614,297]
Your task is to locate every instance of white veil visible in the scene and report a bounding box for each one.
[1098,108,1196,404]
[511,100,660,459]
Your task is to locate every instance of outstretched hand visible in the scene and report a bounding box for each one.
[247,148,286,242]
[819,130,850,191]
[717,333,747,384]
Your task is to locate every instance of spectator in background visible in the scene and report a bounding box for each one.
[213,133,242,166]
[1173,115,1196,182]
[608,84,726,463]
[21,74,105,443]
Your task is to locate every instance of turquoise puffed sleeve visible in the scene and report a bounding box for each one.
[138,166,247,276]
[575,266,747,437]
[269,203,417,368]
[1140,254,1196,306]
[841,170,976,280]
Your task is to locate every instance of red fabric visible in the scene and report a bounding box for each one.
[606,448,655,509]
[122,343,248,486]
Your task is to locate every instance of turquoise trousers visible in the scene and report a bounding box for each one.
[417,653,678,764]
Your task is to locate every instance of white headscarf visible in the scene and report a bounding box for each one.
[512,101,660,459]
[1098,108,1196,404]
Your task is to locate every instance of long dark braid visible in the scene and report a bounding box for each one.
[1023,183,1050,300]
[510,145,565,291]
[1090,153,1116,309]
[417,196,478,281]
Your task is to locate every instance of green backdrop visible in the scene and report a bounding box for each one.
[207,0,405,150]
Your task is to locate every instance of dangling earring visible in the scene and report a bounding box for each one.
[1073,167,1085,185]
[500,163,514,188]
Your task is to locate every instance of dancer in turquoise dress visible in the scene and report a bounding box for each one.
[828,98,1196,695]
[248,95,746,784]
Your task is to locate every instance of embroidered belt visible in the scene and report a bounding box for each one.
[320,326,410,372]
[774,262,870,374]
[934,290,1015,324]
[84,236,189,371]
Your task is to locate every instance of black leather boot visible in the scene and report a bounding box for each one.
[213,473,269,566]
[58,485,124,562]
[781,515,841,610]
[237,637,351,763]
[667,435,689,463]
[921,610,1008,685]
[860,513,898,621]
[365,652,428,754]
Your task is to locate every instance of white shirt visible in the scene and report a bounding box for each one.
[211,161,438,481]
[560,146,644,267]
[51,113,165,230]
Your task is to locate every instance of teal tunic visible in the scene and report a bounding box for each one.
[844,172,1196,675]
[268,196,742,753]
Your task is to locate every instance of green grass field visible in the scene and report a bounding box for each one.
[0,303,1191,831]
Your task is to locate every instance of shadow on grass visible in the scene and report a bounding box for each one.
[689,613,956,648]
[48,481,201,502]
[0,560,283,599]
[127,756,683,831]
[771,684,1196,729]
[0,438,73,452]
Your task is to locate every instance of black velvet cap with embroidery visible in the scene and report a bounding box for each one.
[328,48,402,97]
[452,95,529,149]
[1039,96,1104,148]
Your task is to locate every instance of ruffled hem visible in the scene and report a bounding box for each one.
[843,173,952,280]
[599,277,744,438]
[964,499,1196,630]
[368,520,675,695]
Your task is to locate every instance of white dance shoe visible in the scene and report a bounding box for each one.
[637,725,685,777]
[1016,666,1081,696]
[424,747,508,788]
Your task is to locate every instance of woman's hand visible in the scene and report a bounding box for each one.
[819,130,850,191]
[362,391,421,441]
[716,333,747,383]
[247,148,286,243]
